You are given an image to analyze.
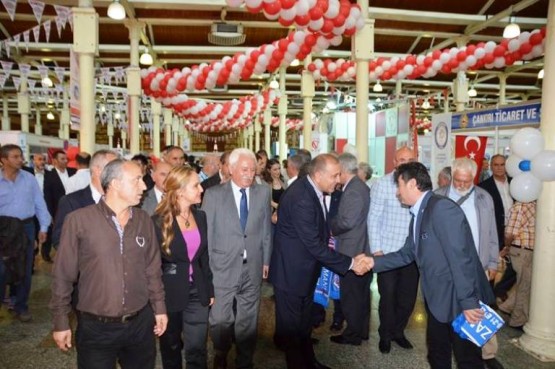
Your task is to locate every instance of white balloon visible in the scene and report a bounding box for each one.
[508,39,520,52]
[439,53,450,64]
[484,41,496,53]
[510,172,542,203]
[308,18,324,31]
[466,55,477,66]
[325,3,339,18]
[506,154,524,178]
[263,10,279,20]
[296,0,309,16]
[474,48,485,59]
[281,7,296,21]
[510,127,545,159]
[330,35,342,46]
[226,0,243,7]
[245,0,262,8]
[531,150,555,181]
[493,57,505,69]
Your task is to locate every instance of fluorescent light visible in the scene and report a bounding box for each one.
[114,112,121,120]
[41,76,53,88]
[108,0,126,20]
[503,22,520,39]
[47,111,55,120]
[269,79,279,89]
[538,69,544,79]
[468,86,477,97]
[139,49,153,65]
[373,81,383,92]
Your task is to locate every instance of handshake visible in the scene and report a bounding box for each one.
[352,254,374,275]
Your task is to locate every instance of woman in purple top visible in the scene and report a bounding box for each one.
[152,165,214,369]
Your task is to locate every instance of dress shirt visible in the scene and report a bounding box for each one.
[505,202,535,250]
[91,184,102,204]
[287,176,298,186]
[230,180,250,218]
[34,170,45,192]
[199,171,209,182]
[307,175,326,218]
[154,187,164,204]
[494,177,513,225]
[55,167,70,192]
[50,199,166,331]
[409,191,429,242]
[0,169,51,232]
[367,172,412,254]
[447,186,479,253]
[66,168,90,194]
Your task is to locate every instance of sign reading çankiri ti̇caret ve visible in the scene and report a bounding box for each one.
[452,100,541,130]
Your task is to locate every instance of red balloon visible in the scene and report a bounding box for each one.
[529,32,543,46]
[321,19,334,33]
[279,17,295,27]
[416,65,427,76]
[396,60,405,69]
[250,50,261,62]
[466,45,476,55]
[519,42,533,55]
[333,14,346,28]
[281,0,296,9]
[159,80,167,90]
[305,34,317,47]
[448,59,459,69]
[300,44,311,55]
[309,6,324,21]
[493,45,506,57]
[432,50,441,59]
[272,49,284,61]
[295,14,310,26]
[423,56,433,67]
[263,1,281,15]
[317,0,328,13]
[340,4,350,18]
[382,71,391,80]
[457,51,467,62]
[483,54,495,64]
[344,28,356,36]
[441,65,451,74]
[278,39,289,52]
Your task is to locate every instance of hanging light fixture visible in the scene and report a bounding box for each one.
[47,111,55,120]
[421,99,431,110]
[290,59,300,67]
[269,78,279,89]
[538,69,544,79]
[468,86,477,97]
[139,47,153,66]
[373,80,383,92]
[108,0,126,20]
[41,76,53,88]
[503,14,520,39]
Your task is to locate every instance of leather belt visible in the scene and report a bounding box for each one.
[511,244,533,251]
[79,305,145,324]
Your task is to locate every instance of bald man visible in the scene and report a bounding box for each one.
[141,161,172,216]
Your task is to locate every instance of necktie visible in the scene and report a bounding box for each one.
[240,188,248,232]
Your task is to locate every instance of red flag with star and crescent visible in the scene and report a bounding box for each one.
[455,135,488,184]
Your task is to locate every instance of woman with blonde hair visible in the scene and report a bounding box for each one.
[152,165,214,369]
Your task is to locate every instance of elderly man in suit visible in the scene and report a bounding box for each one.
[329,153,371,346]
[270,154,371,369]
[141,161,172,216]
[371,162,494,369]
[201,151,231,202]
[202,148,272,369]
[435,158,504,369]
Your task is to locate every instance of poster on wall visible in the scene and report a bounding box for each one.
[431,112,452,188]
[69,48,80,130]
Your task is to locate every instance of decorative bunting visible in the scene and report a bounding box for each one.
[4,41,9,58]
[37,64,48,79]
[32,25,40,42]
[0,74,6,89]
[54,5,70,27]
[13,34,20,49]
[18,63,31,77]
[54,66,65,82]
[55,16,64,38]
[12,76,21,91]
[114,67,125,83]
[1,61,13,77]
[27,78,37,90]
[43,20,51,43]
[1,0,17,22]
[28,0,45,24]
[23,30,30,51]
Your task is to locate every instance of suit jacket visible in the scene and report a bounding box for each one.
[202,180,272,289]
[373,192,494,323]
[141,188,159,216]
[152,210,214,312]
[269,176,352,297]
[478,176,511,248]
[434,186,499,271]
[52,186,95,246]
[329,176,370,257]
[201,172,221,202]
[44,167,76,220]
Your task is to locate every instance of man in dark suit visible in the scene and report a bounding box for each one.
[269,154,371,369]
[201,151,231,200]
[329,153,371,346]
[52,150,118,247]
[141,161,172,216]
[42,150,76,262]
[372,162,494,369]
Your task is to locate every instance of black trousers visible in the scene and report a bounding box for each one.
[160,288,209,369]
[340,270,372,343]
[377,262,419,341]
[274,288,317,369]
[76,305,156,369]
[426,305,484,369]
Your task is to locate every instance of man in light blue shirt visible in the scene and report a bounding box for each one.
[0,144,51,322]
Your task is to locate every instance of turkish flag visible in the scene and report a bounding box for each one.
[455,136,488,184]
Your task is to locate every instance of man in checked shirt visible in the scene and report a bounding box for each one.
[50,159,167,369]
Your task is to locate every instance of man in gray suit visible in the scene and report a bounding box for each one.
[141,161,171,216]
[202,148,272,369]
[329,153,371,346]
[435,158,504,369]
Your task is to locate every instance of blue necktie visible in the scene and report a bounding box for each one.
[240,188,248,233]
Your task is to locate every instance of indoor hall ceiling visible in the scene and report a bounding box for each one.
[0,0,548,137]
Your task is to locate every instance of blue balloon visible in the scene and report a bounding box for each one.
[519,160,531,171]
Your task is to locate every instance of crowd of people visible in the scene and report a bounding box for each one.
[0,143,534,369]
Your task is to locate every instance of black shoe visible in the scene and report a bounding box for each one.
[484,358,505,369]
[379,339,391,353]
[393,336,413,349]
[313,359,332,369]
[330,321,343,331]
[212,354,227,369]
[330,335,361,346]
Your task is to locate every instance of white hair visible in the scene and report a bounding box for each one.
[229,148,256,168]
[452,157,478,177]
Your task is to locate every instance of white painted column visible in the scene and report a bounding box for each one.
[264,108,271,154]
[151,99,161,157]
[254,117,261,152]
[498,74,507,106]
[353,0,372,162]
[519,0,555,361]
[302,54,315,150]
[107,122,114,148]
[17,77,30,132]
[125,20,144,154]
[34,106,42,135]
[121,129,127,150]
[247,125,254,151]
[163,108,172,147]
[278,66,287,161]
[2,95,10,130]
[60,84,70,139]
[74,1,98,153]
[172,116,179,146]
[242,129,248,148]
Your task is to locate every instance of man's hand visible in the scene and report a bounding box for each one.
[271,212,278,224]
[154,314,168,337]
[499,246,510,258]
[373,251,384,257]
[209,298,215,306]
[463,308,484,324]
[262,265,269,279]
[53,330,72,352]
[487,269,497,281]
[352,254,374,275]
[38,231,47,244]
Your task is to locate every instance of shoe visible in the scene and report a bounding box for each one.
[393,336,413,349]
[330,321,343,331]
[15,311,32,322]
[378,339,391,353]
[484,358,505,369]
[312,359,332,369]
[212,354,227,369]
[329,335,361,346]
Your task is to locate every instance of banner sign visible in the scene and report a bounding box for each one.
[452,101,541,130]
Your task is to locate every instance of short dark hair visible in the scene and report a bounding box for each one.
[256,149,268,159]
[394,162,432,192]
[52,149,66,160]
[131,154,148,166]
[295,149,312,177]
[220,151,231,165]
[101,159,127,193]
[0,144,22,159]
[76,152,91,167]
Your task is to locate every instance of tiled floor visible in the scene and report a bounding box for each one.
[1,259,554,369]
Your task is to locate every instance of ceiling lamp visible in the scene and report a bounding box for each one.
[503,15,520,39]
[373,81,383,92]
[139,48,153,66]
[468,86,477,97]
[538,69,544,79]
[41,76,53,88]
[269,78,279,89]
[421,99,431,110]
[47,111,55,120]
[108,0,126,20]
[114,112,121,120]
[290,59,300,67]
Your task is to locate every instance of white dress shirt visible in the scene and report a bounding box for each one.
[66,168,90,194]
[494,177,513,225]
[56,167,70,192]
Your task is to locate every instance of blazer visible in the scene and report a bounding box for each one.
[200,172,221,202]
[52,185,95,246]
[434,186,499,271]
[269,176,352,297]
[44,167,76,219]
[141,188,159,216]
[373,192,494,323]
[478,176,511,248]
[202,180,272,289]
[152,210,214,312]
[329,176,371,257]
